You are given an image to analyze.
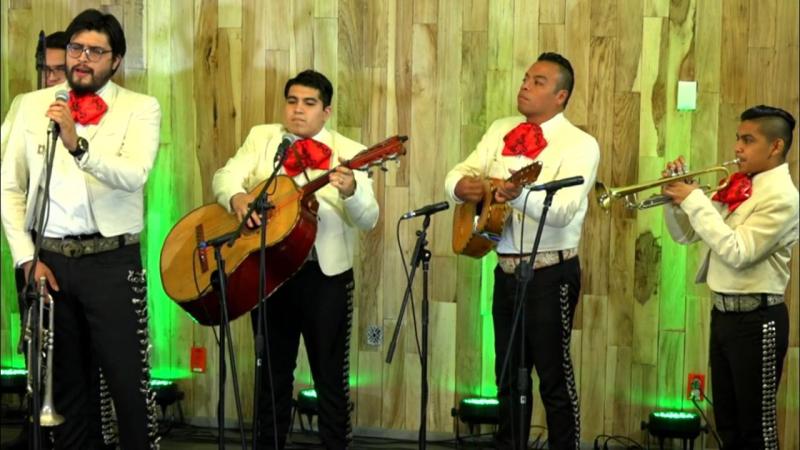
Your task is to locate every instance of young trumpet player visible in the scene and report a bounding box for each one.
[662,105,799,449]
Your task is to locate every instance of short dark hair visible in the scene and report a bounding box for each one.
[740,105,796,157]
[284,70,334,108]
[537,52,575,108]
[65,9,126,58]
[45,31,68,50]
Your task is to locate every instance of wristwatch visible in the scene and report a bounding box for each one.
[70,137,88,159]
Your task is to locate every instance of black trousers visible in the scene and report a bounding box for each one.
[492,257,581,450]
[251,261,354,450]
[39,244,158,449]
[710,303,789,450]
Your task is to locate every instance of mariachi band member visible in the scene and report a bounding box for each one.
[662,105,798,449]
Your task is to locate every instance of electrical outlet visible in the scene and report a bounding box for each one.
[687,373,705,400]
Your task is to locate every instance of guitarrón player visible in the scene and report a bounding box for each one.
[212,69,378,450]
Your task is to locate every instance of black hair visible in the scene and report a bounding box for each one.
[740,105,796,157]
[65,9,126,58]
[284,70,334,108]
[537,52,575,108]
[45,31,68,50]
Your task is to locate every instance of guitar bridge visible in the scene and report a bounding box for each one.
[195,225,210,273]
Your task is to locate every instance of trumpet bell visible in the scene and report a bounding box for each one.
[40,406,65,427]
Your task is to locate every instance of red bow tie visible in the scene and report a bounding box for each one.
[68,91,108,126]
[712,172,752,212]
[501,122,548,159]
[282,138,333,177]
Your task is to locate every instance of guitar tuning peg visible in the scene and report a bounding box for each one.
[380,163,388,172]
[367,170,374,179]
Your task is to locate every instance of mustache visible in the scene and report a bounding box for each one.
[70,66,94,76]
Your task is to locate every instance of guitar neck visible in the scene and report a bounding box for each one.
[301,167,339,198]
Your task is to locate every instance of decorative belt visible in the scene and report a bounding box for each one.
[40,233,140,258]
[497,248,578,274]
[712,292,784,313]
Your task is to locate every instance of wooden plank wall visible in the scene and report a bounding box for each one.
[1,0,798,446]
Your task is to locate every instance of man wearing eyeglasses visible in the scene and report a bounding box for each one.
[1,9,161,450]
[1,31,68,158]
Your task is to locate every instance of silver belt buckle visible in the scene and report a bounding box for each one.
[61,240,84,258]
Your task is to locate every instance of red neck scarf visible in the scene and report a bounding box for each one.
[501,122,548,160]
[282,138,333,177]
[711,172,752,212]
[68,91,108,126]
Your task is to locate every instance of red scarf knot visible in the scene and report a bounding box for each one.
[68,91,108,126]
[282,138,333,177]
[501,122,548,160]
[711,171,752,212]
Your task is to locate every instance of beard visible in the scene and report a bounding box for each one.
[67,64,114,95]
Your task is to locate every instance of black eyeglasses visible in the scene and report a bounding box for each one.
[45,65,66,76]
[66,43,112,62]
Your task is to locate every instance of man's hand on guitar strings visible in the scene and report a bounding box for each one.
[454,176,485,203]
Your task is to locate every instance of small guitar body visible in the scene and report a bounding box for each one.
[451,161,543,258]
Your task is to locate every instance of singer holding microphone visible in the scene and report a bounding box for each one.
[212,69,378,450]
[0,9,161,449]
[444,52,599,450]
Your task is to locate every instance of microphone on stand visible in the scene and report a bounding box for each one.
[273,134,299,167]
[528,176,585,192]
[401,201,449,220]
[48,90,70,135]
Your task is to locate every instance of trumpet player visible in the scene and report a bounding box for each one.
[0,9,161,449]
[662,105,799,449]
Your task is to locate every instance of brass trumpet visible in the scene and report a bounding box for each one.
[23,277,65,427]
[594,159,740,210]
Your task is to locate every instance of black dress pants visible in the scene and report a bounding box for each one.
[710,303,788,450]
[251,261,354,450]
[492,257,581,450]
[40,244,157,449]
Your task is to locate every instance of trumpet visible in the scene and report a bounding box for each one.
[23,276,65,427]
[594,159,740,210]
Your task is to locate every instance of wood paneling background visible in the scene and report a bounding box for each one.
[1,0,798,447]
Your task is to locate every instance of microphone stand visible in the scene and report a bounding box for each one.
[202,139,293,450]
[35,31,45,89]
[496,188,557,450]
[386,214,433,450]
[250,147,291,450]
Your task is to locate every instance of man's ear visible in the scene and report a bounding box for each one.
[769,138,785,159]
[111,55,123,73]
[556,89,568,107]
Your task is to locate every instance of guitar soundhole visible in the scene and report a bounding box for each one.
[195,224,209,273]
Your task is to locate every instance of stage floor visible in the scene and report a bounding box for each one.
[1,423,494,449]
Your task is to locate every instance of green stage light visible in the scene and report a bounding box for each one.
[0,367,27,394]
[295,388,319,431]
[453,396,499,426]
[643,410,702,441]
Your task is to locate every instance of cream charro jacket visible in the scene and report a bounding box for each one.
[212,124,379,276]
[1,82,161,267]
[665,163,799,294]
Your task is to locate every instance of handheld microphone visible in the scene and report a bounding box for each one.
[48,90,70,135]
[401,201,449,220]
[273,134,299,166]
[529,176,585,192]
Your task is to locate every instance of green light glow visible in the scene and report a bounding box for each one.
[299,388,317,399]
[1,368,27,376]
[652,411,698,420]
[150,379,175,387]
[462,397,498,406]
[480,253,498,397]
